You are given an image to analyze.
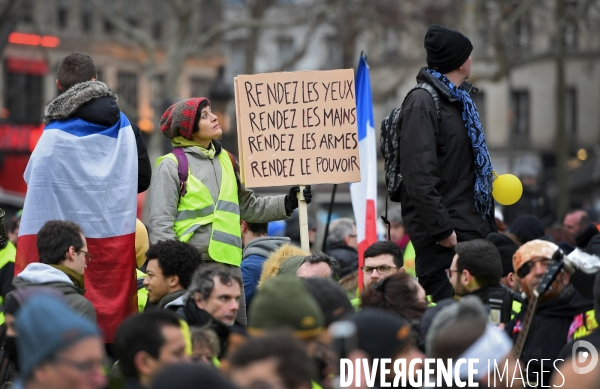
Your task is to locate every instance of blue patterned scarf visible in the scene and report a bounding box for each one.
[426,68,494,219]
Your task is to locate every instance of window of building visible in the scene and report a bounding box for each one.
[126,0,138,27]
[21,0,34,24]
[511,90,530,143]
[324,36,343,69]
[190,77,211,98]
[81,0,92,32]
[513,15,531,53]
[277,37,295,71]
[565,87,577,144]
[472,90,486,130]
[564,1,578,50]
[117,72,138,116]
[58,0,68,29]
[4,60,44,124]
[230,40,247,76]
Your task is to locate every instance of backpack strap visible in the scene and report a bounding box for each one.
[172,147,189,198]
[403,83,446,154]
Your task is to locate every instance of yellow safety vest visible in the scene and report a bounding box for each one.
[157,151,243,266]
[136,269,148,312]
[0,242,16,325]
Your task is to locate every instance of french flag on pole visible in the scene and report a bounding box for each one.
[16,112,138,343]
[350,54,378,290]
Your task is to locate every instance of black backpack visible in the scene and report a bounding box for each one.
[379,83,443,202]
[379,83,443,239]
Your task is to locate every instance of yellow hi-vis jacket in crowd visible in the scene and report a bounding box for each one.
[157,151,243,266]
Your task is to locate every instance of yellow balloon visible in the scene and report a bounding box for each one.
[492,174,523,206]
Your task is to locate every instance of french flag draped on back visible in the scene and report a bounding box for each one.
[16,112,138,343]
[350,54,378,290]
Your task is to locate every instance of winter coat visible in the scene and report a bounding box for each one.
[242,236,291,306]
[12,263,96,322]
[505,285,593,386]
[64,91,150,193]
[175,296,245,359]
[502,187,554,228]
[324,243,358,278]
[399,67,496,251]
[147,141,288,262]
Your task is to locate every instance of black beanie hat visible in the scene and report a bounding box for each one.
[302,278,354,326]
[508,215,545,245]
[485,233,519,277]
[424,25,473,74]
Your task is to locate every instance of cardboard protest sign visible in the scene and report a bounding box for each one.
[234,69,360,188]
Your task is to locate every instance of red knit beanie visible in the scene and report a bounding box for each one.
[160,97,209,140]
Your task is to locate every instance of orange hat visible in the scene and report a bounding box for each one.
[513,240,558,273]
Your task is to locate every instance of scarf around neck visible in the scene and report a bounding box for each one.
[426,68,494,219]
[50,264,86,291]
[171,136,216,159]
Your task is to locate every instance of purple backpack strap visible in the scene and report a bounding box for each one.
[172,148,188,198]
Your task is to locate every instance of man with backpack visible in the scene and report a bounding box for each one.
[393,25,496,302]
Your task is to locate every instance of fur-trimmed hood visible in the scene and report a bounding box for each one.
[44,81,118,124]
[258,244,309,289]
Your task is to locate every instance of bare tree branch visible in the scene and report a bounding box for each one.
[268,14,324,72]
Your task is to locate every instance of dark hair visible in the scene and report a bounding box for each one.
[229,332,312,389]
[246,222,268,236]
[57,52,97,91]
[145,240,203,289]
[301,277,354,326]
[364,241,403,268]
[37,220,84,265]
[361,272,427,321]
[454,240,502,288]
[192,100,211,134]
[114,311,182,379]
[302,252,341,281]
[188,263,242,300]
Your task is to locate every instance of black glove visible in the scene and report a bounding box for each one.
[285,185,312,214]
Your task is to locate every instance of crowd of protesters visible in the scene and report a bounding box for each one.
[1,23,600,389]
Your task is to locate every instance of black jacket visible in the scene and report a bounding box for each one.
[324,243,358,278]
[466,284,519,324]
[73,96,151,193]
[399,68,496,250]
[505,285,593,386]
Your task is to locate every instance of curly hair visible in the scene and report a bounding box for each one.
[360,272,427,321]
[145,240,203,289]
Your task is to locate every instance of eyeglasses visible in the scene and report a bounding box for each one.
[54,355,103,374]
[77,249,93,264]
[516,258,552,279]
[348,234,357,238]
[361,265,397,274]
[445,269,459,279]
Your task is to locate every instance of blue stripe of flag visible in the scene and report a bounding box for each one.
[44,111,131,139]
[355,55,374,141]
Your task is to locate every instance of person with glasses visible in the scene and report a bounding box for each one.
[10,221,96,322]
[504,240,595,387]
[361,241,405,289]
[13,294,106,389]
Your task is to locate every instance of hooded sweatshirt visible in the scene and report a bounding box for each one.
[12,263,96,321]
[241,236,290,306]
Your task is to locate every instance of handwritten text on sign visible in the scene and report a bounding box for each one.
[235,69,360,187]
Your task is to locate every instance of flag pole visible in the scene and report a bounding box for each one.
[321,184,337,252]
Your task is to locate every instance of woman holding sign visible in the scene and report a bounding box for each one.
[147,97,311,324]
